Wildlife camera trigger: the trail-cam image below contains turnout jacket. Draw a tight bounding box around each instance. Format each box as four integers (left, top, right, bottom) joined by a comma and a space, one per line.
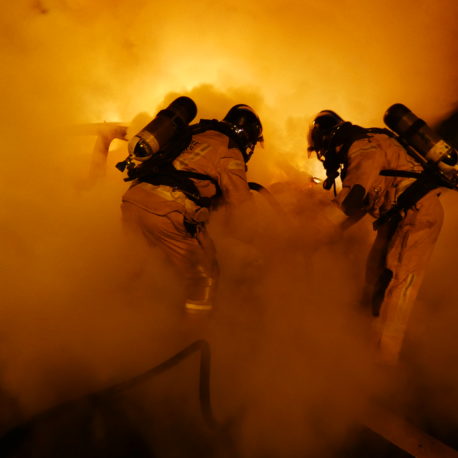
335, 133, 424, 219
122, 130, 251, 222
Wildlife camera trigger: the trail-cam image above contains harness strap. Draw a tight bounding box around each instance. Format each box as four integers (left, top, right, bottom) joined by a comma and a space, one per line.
379, 170, 423, 179
191, 119, 249, 158
373, 172, 439, 230
139, 169, 220, 208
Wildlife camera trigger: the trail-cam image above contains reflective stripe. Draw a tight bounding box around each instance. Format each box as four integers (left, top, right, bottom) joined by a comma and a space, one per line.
185, 302, 213, 312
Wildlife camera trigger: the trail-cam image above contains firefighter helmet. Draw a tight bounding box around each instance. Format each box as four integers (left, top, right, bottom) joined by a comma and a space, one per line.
308, 110, 348, 191
307, 110, 344, 161
223, 104, 263, 162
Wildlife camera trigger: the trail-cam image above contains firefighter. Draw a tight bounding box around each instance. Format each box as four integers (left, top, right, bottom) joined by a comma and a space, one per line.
120, 104, 263, 315
308, 110, 444, 363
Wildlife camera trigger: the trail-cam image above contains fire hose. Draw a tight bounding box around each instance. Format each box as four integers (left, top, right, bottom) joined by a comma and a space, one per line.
2, 334, 457, 457
0, 340, 218, 455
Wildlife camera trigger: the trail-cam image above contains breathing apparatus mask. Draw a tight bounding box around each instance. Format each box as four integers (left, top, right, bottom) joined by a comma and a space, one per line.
116, 96, 197, 174
384, 103, 458, 173
308, 110, 349, 191
222, 104, 263, 163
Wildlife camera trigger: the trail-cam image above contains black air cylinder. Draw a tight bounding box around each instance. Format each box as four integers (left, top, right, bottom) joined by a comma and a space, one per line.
384, 103, 457, 166
128, 96, 197, 161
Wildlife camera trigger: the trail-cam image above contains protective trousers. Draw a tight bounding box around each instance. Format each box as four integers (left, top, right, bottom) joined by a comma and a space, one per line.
121, 201, 219, 314
364, 191, 444, 363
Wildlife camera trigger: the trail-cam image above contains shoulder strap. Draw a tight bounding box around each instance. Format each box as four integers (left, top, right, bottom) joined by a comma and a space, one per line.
379, 170, 422, 179
190, 119, 246, 153
365, 127, 397, 137
191, 119, 231, 137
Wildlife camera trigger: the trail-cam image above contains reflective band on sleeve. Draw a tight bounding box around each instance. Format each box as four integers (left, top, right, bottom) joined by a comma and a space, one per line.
185, 302, 213, 312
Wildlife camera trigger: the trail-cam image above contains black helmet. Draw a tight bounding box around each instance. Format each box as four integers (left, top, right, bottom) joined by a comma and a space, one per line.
223, 104, 263, 162
308, 110, 348, 191
307, 110, 344, 161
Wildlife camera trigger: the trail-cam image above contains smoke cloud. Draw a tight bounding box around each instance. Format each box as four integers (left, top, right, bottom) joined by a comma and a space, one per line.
0, 0, 457, 456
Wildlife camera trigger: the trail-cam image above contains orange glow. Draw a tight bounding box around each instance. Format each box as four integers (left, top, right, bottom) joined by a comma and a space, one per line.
1, 0, 458, 456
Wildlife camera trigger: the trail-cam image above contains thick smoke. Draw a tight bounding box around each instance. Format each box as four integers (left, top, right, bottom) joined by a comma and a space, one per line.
0, 0, 457, 456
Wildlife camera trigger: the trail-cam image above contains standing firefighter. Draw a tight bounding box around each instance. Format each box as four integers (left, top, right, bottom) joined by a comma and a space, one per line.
307, 105, 456, 363
118, 97, 263, 315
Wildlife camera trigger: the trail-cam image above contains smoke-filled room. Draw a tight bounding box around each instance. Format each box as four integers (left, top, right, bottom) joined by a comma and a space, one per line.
1, 0, 458, 457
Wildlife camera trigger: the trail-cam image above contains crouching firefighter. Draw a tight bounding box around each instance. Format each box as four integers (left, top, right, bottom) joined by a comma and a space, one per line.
308, 105, 457, 363
117, 97, 263, 315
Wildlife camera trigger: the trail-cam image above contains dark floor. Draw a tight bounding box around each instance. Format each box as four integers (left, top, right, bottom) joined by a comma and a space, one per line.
2, 392, 457, 458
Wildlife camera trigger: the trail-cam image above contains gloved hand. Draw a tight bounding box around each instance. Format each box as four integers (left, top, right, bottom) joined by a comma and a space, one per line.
89, 124, 128, 181
94, 124, 128, 154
